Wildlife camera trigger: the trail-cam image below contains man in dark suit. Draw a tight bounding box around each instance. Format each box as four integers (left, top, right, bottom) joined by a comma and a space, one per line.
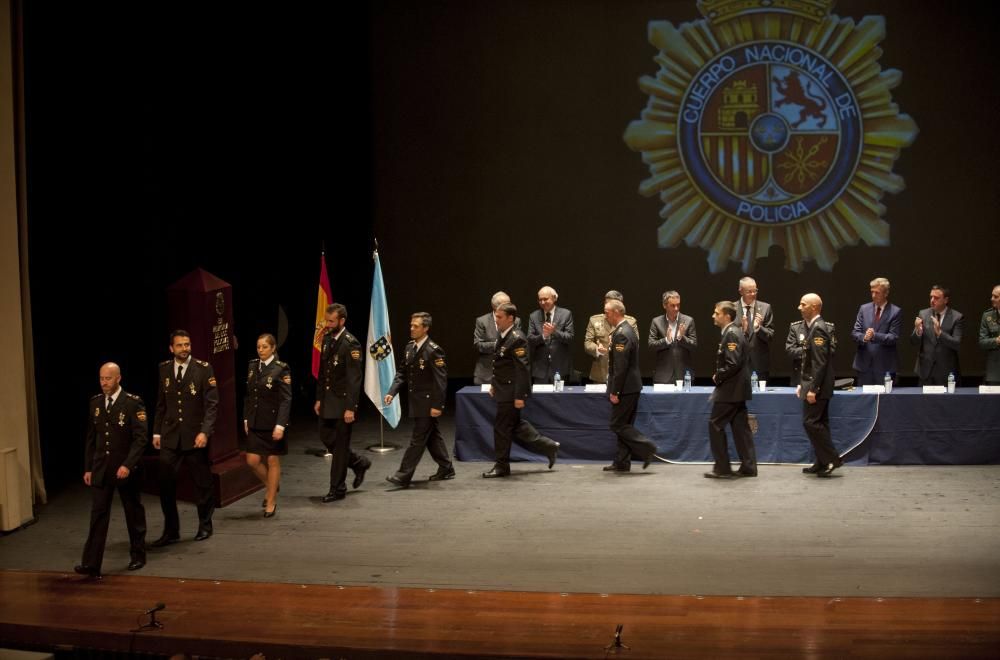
797, 294, 841, 478
735, 277, 775, 380
149, 330, 219, 546
484, 303, 559, 478
527, 285, 574, 384
385, 312, 454, 487
979, 285, 1000, 384
648, 290, 698, 384
705, 302, 756, 479
473, 291, 511, 385
603, 299, 661, 472
786, 320, 837, 387
314, 303, 372, 502
851, 277, 902, 385
76, 363, 148, 578
910, 285, 964, 385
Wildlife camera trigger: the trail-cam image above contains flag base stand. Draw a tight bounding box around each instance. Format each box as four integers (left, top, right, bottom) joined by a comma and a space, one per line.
367, 415, 399, 454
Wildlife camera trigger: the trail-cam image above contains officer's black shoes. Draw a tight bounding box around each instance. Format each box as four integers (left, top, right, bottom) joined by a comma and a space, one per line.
737, 468, 758, 478
802, 464, 822, 474
127, 559, 146, 571
603, 464, 629, 472
263, 504, 277, 518
322, 491, 345, 503
482, 466, 510, 478
816, 461, 842, 478
703, 471, 736, 479
194, 527, 213, 541
546, 442, 560, 469
427, 467, 456, 481
385, 475, 410, 488
74, 564, 101, 579
352, 460, 372, 489
147, 533, 180, 548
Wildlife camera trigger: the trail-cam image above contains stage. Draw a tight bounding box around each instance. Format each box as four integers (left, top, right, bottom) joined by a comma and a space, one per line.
1, 416, 999, 657
455, 386, 1000, 465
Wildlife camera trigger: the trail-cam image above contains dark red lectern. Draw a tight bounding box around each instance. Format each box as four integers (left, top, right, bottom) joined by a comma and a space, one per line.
143, 268, 260, 506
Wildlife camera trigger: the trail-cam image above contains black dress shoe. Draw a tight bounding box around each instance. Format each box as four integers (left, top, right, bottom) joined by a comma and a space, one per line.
802, 464, 822, 474
194, 528, 213, 541
74, 564, 101, 578
603, 464, 629, 472
352, 460, 371, 489
482, 466, 510, 478
737, 469, 758, 477
704, 471, 736, 479
427, 467, 456, 481
546, 442, 560, 469
322, 491, 345, 503
816, 462, 841, 478
127, 559, 146, 571
263, 503, 277, 518
385, 475, 410, 488
147, 533, 180, 548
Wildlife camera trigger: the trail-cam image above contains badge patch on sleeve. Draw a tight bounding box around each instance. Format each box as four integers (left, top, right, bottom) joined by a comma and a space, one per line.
136, 411, 147, 422
350, 349, 361, 360
282, 375, 292, 384
514, 347, 526, 357
208, 377, 217, 387
727, 342, 737, 351
813, 337, 826, 346
434, 358, 445, 367
615, 344, 625, 352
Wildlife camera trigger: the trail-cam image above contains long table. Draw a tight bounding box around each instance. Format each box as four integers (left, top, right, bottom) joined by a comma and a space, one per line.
454, 386, 1000, 466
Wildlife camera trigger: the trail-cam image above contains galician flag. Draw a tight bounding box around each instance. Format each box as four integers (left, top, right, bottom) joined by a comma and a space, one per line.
311, 251, 333, 379
364, 250, 401, 428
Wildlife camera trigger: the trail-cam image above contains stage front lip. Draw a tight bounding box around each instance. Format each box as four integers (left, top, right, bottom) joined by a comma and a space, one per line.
454, 386, 1000, 466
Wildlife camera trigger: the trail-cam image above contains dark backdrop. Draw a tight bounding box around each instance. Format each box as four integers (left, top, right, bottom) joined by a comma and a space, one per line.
22, 1, 1000, 489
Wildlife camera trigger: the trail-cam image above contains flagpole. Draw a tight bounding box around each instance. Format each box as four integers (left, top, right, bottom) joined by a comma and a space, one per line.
366, 239, 399, 454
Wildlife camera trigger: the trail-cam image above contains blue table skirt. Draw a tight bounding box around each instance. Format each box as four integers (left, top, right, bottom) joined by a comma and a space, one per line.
454, 386, 1000, 466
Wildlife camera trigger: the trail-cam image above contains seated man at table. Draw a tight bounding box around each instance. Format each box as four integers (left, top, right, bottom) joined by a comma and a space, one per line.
484, 303, 560, 478
705, 301, 756, 479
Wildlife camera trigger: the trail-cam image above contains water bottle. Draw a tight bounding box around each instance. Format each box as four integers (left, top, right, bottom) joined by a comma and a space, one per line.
883, 372, 892, 394
554, 371, 563, 392
750, 371, 758, 392
947, 372, 955, 393
683, 370, 692, 392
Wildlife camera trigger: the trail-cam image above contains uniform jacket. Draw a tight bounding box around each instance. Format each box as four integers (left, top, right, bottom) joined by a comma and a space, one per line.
154, 359, 219, 451
910, 307, 963, 382
800, 317, 835, 399
851, 302, 901, 375
711, 323, 751, 403
584, 313, 637, 383
492, 328, 530, 403
316, 329, 364, 419
608, 320, 643, 397
388, 338, 447, 417
787, 320, 837, 386
648, 313, 698, 383
978, 307, 1000, 383
86, 390, 148, 488
527, 306, 574, 381
735, 300, 775, 375
244, 358, 292, 430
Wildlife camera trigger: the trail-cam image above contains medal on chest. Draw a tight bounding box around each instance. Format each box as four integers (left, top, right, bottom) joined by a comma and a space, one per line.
189, 382, 198, 396
419, 358, 425, 370
266, 376, 273, 389
118, 412, 126, 427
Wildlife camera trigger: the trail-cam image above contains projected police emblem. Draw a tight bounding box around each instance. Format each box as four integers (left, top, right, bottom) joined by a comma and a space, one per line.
624, 0, 917, 272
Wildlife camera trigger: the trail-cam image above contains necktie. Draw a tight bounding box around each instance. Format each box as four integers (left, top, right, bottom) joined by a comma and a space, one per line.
106, 396, 112, 413
545, 311, 552, 324
874, 306, 882, 325
667, 320, 674, 342
745, 306, 752, 335
176, 365, 184, 382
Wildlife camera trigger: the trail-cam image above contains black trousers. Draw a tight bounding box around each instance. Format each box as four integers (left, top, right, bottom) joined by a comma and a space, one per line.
802, 397, 839, 466
319, 418, 369, 495
493, 401, 557, 469
393, 416, 452, 483
158, 445, 214, 535
707, 401, 756, 474
81, 472, 146, 571
610, 393, 657, 467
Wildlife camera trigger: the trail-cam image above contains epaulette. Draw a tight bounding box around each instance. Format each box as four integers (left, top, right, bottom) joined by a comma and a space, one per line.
275, 360, 287, 368
90, 393, 104, 401
126, 392, 141, 400
195, 359, 210, 367
429, 341, 440, 350
160, 360, 172, 367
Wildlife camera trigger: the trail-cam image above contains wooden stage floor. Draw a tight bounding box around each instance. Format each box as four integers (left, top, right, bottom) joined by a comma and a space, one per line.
0, 570, 997, 659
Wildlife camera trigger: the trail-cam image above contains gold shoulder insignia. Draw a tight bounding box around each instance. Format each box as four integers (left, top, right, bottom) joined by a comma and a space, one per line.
727, 342, 737, 351
813, 337, 826, 346
208, 376, 218, 387
514, 347, 527, 357
282, 374, 292, 384
136, 411, 147, 422
350, 349, 361, 360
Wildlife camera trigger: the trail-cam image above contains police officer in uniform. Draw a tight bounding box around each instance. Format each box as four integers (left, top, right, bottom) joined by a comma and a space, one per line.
786, 320, 836, 386
384, 312, 454, 487
603, 299, 661, 472
978, 285, 1000, 384
149, 330, 219, 546
244, 333, 292, 517
797, 294, 841, 477
314, 303, 371, 502
484, 302, 559, 478
705, 301, 756, 479
76, 363, 148, 578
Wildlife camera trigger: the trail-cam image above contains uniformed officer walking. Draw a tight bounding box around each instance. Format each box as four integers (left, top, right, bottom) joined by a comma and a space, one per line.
148, 330, 219, 546
76, 363, 148, 578
384, 312, 455, 487
314, 303, 371, 502
705, 301, 756, 479
244, 333, 292, 517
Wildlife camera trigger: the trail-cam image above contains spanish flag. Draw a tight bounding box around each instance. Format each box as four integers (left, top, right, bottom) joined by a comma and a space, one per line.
311, 251, 333, 379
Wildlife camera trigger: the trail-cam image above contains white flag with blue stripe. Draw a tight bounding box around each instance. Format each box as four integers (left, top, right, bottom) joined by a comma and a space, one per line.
364, 250, 401, 428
